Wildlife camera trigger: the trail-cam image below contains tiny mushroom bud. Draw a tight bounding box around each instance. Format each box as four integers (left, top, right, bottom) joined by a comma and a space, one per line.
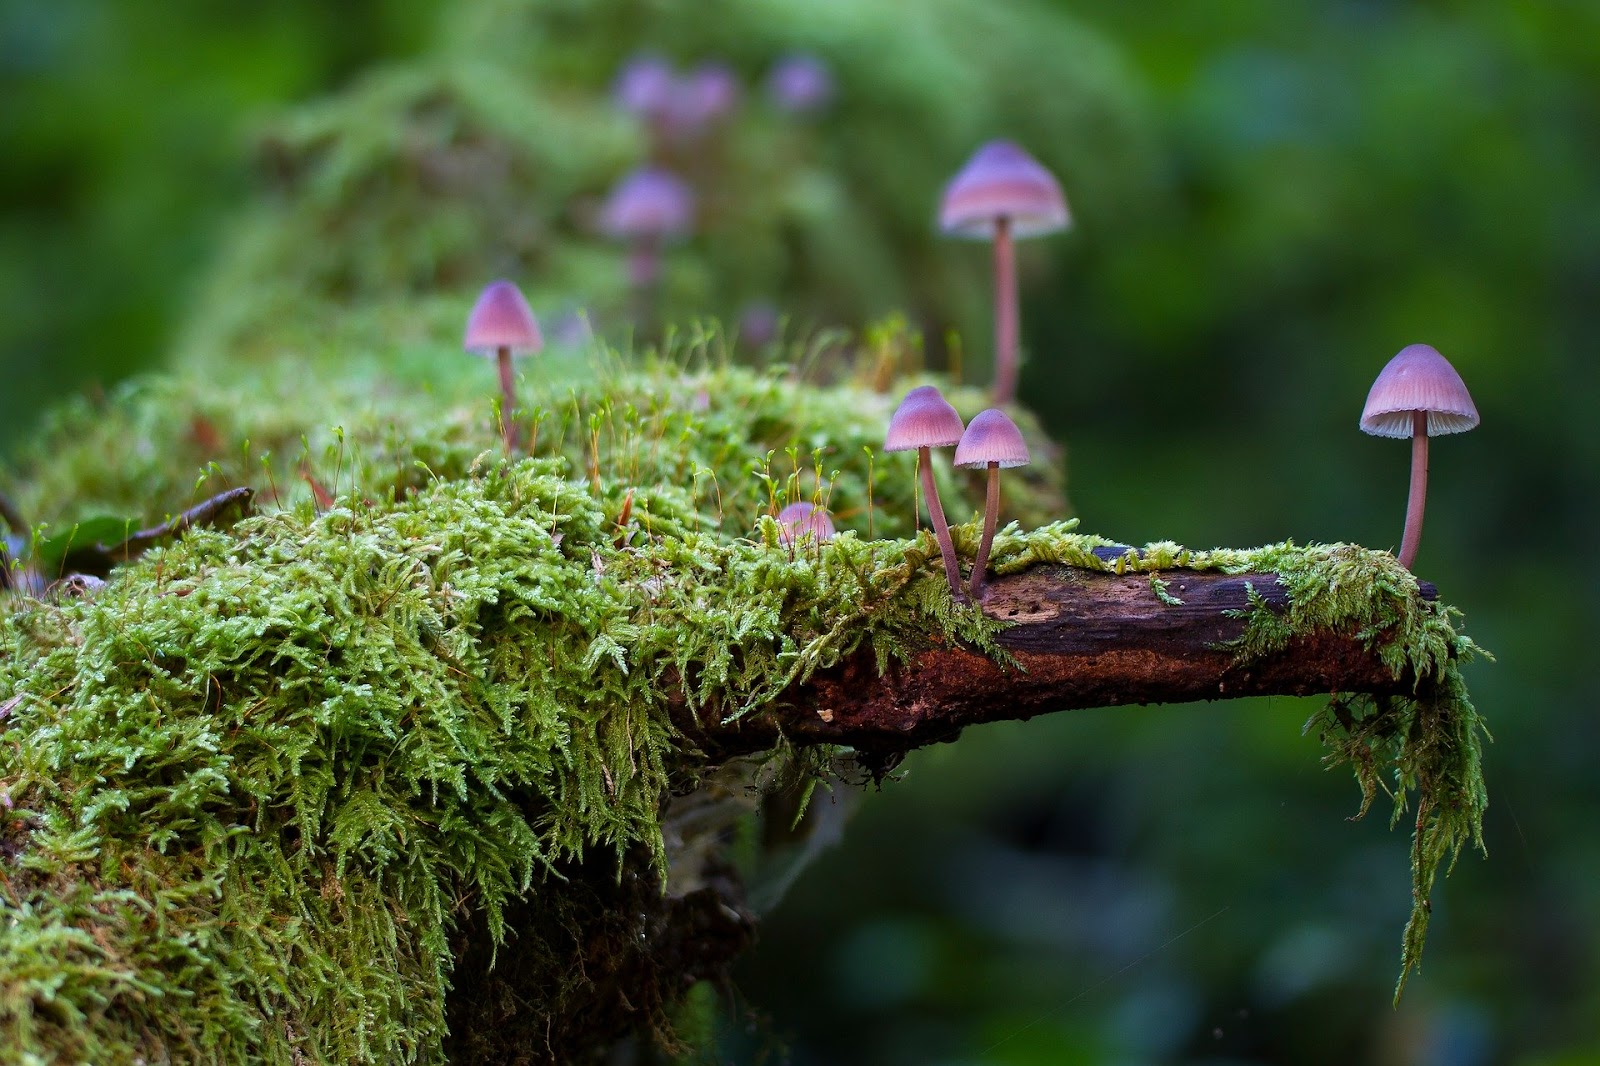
776, 502, 835, 548
884, 385, 967, 598
1360, 343, 1479, 571
940, 140, 1069, 406
464, 280, 543, 452
953, 408, 1030, 601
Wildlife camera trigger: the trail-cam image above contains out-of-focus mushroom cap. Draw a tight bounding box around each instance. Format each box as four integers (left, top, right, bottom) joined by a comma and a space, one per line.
1360, 344, 1480, 438
767, 52, 834, 113
777, 502, 835, 545
939, 140, 1070, 239
599, 167, 695, 241
614, 54, 676, 118
884, 385, 965, 451
669, 63, 741, 131
463, 280, 543, 355
954, 408, 1031, 468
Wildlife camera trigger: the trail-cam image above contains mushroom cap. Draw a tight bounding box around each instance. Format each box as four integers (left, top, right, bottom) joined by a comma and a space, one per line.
777, 502, 835, 545
613, 53, 676, 118
1359, 343, 1480, 438
767, 52, 834, 113
463, 280, 543, 355
884, 385, 965, 451
954, 408, 1031, 468
939, 140, 1070, 240
599, 167, 694, 242
670, 63, 741, 131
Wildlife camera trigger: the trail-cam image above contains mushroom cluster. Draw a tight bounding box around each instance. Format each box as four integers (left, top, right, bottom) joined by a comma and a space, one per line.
885, 385, 1030, 600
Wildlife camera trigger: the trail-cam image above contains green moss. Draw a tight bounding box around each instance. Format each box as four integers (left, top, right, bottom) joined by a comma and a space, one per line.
1, 354, 1487, 1058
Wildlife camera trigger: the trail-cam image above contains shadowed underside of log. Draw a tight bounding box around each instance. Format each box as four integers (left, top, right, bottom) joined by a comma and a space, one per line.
697, 564, 1437, 755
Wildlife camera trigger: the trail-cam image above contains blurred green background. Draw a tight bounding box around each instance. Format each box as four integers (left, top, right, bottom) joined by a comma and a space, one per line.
3, 1, 1597, 1063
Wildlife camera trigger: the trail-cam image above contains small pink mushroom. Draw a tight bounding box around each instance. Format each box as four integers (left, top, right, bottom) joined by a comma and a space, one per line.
776, 502, 835, 548
939, 141, 1069, 406
1359, 343, 1479, 570
599, 167, 694, 326
953, 408, 1031, 601
464, 280, 543, 452
885, 385, 966, 598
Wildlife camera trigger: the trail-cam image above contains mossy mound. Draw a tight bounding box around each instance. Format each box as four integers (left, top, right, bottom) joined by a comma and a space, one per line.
2, 352, 1486, 1061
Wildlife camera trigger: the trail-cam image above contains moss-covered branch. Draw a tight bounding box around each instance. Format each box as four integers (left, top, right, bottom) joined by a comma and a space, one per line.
0, 356, 1487, 1060
701, 563, 1441, 756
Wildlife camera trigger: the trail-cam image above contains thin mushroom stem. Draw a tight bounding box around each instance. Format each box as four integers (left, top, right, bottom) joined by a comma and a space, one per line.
970, 462, 1001, 600
992, 215, 1019, 405
918, 446, 965, 599
497, 346, 518, 453
1399, 410, 1429, 570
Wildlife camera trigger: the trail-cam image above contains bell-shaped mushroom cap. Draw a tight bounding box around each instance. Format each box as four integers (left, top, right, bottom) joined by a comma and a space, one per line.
939, 140, 1070, 239
599, 167, 694, 242
777, 502, 835, 545
1360, 344, 1480, 438
463, 280, 543, 355
884, 385, 965, 452
954, 408, 1031, 468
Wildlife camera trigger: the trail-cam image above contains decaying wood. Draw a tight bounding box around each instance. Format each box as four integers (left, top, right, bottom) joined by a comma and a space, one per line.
695, 564, 1437, 757
57, 487, 256, 577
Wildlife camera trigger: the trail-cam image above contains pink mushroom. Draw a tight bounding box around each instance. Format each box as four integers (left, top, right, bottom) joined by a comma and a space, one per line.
776, 502, 835, 548
953, 409, 1031, 600
885, 385, 966, 598
1360, 343, 1480, 570
939, 141, 1069, 406
464, 280, 543, 452
599, 167, 694, 325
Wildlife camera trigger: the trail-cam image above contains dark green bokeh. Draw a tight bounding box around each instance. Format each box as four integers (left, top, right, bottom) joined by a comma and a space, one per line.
3, 1, 1596, 1062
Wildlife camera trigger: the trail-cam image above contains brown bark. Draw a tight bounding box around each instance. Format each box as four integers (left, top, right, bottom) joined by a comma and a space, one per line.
691, 564, 1436, 757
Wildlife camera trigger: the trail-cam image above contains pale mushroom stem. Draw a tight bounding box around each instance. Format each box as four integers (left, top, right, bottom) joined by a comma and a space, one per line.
970, 462, 1001, 601
1399, 409, 1429, 570
497, 346, 518, 453
918, 446, 965, 599
992, 215, 1019, 405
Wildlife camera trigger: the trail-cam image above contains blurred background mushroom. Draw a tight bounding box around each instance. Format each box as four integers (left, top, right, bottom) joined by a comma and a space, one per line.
596, 166, 694, 335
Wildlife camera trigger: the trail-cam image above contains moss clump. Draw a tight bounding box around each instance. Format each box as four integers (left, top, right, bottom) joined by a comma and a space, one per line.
1, 360, 1486, 1059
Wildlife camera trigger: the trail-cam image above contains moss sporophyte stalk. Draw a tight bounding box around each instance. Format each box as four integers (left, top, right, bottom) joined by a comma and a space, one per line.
0, 359, 1486, 1061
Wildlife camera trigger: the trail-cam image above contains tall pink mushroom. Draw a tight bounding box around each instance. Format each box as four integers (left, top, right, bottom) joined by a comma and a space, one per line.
599, 167, 694, 329
953, 408, 1031, 600
885, 386, 967, 599
1359, 343, 1479, 570
464, 280, 543, 452
939, 141, 1069, 406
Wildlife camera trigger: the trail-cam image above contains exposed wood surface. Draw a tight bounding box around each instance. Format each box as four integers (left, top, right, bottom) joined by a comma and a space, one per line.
695, 564, 1436, 756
